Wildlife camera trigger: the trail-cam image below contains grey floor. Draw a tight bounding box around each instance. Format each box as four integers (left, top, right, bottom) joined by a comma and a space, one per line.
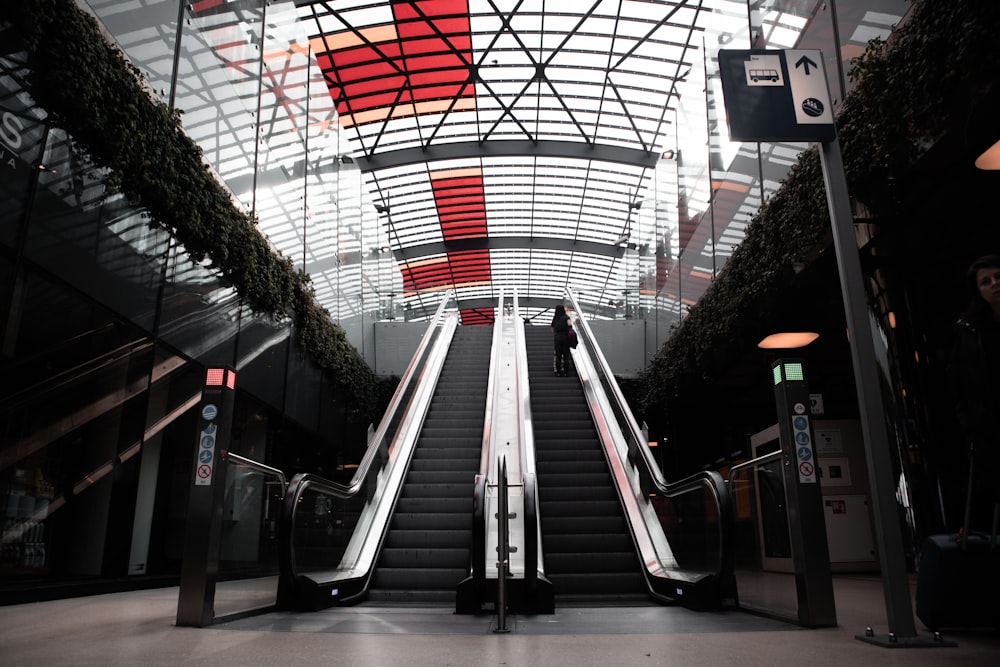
1, 574, 998, 666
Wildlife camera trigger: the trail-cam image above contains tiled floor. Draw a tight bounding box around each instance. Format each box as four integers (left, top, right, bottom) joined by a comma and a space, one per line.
1, 574, 998, 666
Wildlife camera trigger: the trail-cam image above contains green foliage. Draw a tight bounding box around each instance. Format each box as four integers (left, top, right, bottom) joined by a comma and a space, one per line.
1, 0, 382, 421
641, 0, 1000, 421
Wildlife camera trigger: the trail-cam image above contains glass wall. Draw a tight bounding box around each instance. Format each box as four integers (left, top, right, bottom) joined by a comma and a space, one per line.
639, 0, 908, 364
0, 1, 375, 593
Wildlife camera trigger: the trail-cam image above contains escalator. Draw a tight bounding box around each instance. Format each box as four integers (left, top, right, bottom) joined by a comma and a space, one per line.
524, 326, 647, 604
367, 325, 492, 604
277, 291, 732, 613
277, 301, 497, 610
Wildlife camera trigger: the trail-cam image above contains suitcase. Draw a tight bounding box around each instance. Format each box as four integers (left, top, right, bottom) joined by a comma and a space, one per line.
915, 531, 999, 630
915, 451, 1000, 630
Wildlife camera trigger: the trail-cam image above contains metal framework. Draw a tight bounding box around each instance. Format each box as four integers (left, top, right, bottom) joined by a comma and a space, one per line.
294, 0, 704, 321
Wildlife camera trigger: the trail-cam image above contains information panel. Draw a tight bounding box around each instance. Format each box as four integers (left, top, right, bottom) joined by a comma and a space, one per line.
718, 49, 836, 142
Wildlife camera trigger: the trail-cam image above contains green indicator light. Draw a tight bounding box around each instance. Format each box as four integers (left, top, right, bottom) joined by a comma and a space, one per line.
783, 362, 804, 381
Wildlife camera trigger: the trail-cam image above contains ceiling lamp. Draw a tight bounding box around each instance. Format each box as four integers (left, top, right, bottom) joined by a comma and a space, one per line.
975, 139, 1000, 169
757, 332, 820, 349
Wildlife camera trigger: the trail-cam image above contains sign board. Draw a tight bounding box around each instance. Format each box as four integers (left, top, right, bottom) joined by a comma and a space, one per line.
718, 49, 836, 142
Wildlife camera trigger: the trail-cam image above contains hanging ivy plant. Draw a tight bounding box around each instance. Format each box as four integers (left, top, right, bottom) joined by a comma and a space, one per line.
1, 0, 383, 422
641, 0, 1000, 421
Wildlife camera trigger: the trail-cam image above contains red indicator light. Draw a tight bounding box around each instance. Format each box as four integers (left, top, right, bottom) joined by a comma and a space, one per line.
226, 370, 236, 390
205, 368, 225, 386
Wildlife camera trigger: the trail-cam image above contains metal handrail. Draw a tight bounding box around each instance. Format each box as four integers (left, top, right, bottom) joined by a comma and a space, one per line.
727, 450, 782, 483
221, 450, 287, 495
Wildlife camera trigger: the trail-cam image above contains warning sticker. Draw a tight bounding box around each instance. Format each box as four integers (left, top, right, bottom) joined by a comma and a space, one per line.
195, 425, 216, 486
791, 414, 817, 484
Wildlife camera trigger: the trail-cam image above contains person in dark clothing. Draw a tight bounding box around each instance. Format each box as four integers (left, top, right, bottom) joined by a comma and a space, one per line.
946, 255, 1000, 531
550, 304, 571, 376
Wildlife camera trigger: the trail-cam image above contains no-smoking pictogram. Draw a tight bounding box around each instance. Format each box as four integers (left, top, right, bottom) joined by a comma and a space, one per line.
197, 464, 212, 479
799, 461, 814, 477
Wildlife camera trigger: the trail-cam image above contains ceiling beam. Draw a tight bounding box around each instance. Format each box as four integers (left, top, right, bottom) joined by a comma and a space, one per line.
356, 139, 661, 171
394, 235, 626, 261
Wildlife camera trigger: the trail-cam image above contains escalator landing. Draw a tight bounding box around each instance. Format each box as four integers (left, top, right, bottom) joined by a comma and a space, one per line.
217, 602, 793, 636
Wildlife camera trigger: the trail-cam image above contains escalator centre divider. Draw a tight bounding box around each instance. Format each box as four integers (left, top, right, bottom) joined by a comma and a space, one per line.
276, 293, 458, 611
456, 289, 553, 614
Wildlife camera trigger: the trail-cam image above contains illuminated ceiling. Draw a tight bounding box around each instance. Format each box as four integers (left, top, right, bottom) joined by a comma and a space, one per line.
292, 0, 712, 323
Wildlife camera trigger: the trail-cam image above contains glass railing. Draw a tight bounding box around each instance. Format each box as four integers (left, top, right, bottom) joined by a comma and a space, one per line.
277, 290, 458, 610
213, 450, 288, 620
564, 288, 735, 610
727, 450, 800, 622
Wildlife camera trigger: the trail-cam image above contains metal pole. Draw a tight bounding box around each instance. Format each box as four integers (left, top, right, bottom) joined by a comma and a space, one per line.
818, 140, 919, 642
494, 457, 510, 633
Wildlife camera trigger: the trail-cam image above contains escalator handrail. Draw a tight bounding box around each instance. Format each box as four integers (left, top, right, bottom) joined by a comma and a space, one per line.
564, 288, 734, 592
343, 290, 457, 497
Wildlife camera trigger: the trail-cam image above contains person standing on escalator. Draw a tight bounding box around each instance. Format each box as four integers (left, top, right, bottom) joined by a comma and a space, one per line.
551, 304, 571, 377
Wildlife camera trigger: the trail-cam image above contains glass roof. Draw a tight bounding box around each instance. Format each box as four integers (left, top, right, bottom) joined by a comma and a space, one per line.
294, 0, 709, 321
85, 0, 903, 328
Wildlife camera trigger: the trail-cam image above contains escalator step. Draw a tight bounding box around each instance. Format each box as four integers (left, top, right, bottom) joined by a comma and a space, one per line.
545, 572, 646, 596
534, 473, 611, 488
399, 483, 475, 498
539, 515, 626, 534
545, 551, 641, 573
390, 512, 472, 530
405, 470, 477, 485
409, 458, 479, 471
537, 485, 617, 501
394, 496, 471, 514
538, 499, 622, 517
378, 547, 470, 568
383, 529, 473, 549
370, 567, 467, 590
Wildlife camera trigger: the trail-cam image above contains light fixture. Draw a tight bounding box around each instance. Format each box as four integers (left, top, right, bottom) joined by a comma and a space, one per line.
614, 234, 630, 245
975, 139, 1000, 169
374, 203, 390, 214
662, 149, 675, 160
757, 332, 820, 349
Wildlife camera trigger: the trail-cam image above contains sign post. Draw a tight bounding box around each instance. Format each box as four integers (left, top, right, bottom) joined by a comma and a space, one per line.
771, 358, 837, 627
176, 366, 237, 627
719, 49, 941, 647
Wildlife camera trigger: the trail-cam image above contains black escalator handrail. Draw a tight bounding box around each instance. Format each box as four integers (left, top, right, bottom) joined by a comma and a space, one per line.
564, 288, 734, 595
277, 471, 351, 581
